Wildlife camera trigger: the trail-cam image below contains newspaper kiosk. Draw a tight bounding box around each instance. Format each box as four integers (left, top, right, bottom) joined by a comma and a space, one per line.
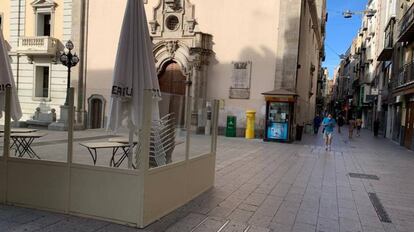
262, 89, 297, 142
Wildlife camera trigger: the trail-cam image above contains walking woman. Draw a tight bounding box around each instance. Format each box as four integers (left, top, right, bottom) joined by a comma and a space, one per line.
322, 114, 336, 151
348, 118, 356, 139
356, 118, 362, 137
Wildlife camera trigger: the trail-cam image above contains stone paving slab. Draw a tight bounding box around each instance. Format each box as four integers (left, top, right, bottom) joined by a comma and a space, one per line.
1, 128, 414, 231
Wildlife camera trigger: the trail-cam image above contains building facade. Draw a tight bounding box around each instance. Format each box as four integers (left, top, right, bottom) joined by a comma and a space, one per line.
334, 0, 414, 150
2, 0, 327, 139
84, 0, 327, 138
0, 0, 82, 123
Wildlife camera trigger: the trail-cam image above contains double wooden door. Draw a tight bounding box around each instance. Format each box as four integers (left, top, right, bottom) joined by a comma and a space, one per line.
158, 62, 186, 126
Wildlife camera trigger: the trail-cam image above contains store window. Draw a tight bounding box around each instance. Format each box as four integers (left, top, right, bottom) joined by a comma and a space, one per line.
34, 66, 50, 98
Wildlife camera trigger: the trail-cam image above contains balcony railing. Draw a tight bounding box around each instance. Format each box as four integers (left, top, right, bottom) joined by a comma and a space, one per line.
378, 19, 394, 61
391, 61, 414, 89
17, 36, 59, 56
398, 3, 414, 42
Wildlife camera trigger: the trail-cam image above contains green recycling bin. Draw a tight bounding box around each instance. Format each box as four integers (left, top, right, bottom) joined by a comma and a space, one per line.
226, 116, 237, 137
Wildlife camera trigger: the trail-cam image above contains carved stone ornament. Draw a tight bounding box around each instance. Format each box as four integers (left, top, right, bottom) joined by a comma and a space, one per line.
31, 0, 57, 11
187, 18, 196, 33
165, 40, 179, 58
149, 20, 158, 34
165, 0, 181, 11
191, 54, 203, 71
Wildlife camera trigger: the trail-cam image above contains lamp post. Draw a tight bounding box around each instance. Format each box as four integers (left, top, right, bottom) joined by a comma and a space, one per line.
60, 40, 79, 106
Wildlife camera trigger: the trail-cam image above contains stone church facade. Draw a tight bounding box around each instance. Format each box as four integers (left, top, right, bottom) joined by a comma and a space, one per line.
83, 0, 326, 135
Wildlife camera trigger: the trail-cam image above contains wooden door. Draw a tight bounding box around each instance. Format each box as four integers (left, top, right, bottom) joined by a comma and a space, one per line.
91, 99, 103, 129
158, 62, 186, 126
404, 102, 414, 149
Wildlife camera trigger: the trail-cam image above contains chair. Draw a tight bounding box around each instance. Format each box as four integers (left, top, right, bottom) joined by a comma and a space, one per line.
136, 113, 176, 167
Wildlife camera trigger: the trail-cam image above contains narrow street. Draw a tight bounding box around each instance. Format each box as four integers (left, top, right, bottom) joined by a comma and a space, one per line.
1, 128, 414, 232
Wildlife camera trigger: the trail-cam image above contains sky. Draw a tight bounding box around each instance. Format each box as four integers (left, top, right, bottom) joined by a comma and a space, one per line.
323, 0, 368, 78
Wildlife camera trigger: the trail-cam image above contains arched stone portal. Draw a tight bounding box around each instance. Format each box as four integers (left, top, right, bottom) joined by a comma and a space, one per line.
149, 0, 214, 128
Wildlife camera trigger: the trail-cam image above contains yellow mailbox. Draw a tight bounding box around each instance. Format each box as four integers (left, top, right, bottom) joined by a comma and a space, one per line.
245, 110, 256, 139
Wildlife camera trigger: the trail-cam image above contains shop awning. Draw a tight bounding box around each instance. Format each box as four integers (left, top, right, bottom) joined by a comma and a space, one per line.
261, 89, 298, 96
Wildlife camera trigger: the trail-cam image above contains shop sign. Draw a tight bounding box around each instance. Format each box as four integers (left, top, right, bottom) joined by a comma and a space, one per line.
265, 96, 295, 102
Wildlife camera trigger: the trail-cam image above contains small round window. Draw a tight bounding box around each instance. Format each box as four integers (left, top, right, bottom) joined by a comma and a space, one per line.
166, 15, 179, 31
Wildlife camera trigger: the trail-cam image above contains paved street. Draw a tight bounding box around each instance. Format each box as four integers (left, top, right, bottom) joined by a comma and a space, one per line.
1, 128, 414, 232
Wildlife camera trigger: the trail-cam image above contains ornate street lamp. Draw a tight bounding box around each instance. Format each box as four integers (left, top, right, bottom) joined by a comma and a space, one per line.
60, 40, 80, 106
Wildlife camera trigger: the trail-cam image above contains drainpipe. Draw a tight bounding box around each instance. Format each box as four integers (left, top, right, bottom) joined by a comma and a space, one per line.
16, 0, 22, 92
293, 0, 305, 134
294, 0, 305, 92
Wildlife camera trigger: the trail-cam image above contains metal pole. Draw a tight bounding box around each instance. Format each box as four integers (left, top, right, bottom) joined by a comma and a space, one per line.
66, 87, 74, 213
65, 65, 71, 106
3, 87, 11, 203
128, 119, 133, 169
211, 100, 219, 154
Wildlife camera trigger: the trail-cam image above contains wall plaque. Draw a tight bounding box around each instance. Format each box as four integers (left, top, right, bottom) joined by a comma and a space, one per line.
229, 61, 252, 99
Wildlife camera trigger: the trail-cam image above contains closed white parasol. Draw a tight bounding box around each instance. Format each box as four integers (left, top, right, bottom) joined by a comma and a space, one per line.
107, 0, 161, 168
0, 29, 22, 121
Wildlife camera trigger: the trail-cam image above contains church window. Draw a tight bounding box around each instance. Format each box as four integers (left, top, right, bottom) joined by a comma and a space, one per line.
166, 15, 180, 31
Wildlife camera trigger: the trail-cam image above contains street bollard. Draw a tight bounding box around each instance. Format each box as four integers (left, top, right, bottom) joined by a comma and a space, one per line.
245, 110, 256, 139
205, 102, 212, 135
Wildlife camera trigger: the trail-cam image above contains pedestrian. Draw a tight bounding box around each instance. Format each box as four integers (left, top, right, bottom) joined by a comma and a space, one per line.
373, 118, 380, 137
313, 114, 322, 135
322, 114, 336, 151
348, 118, 356, 139
356, 118, 362, 136
337, 115, 345, 133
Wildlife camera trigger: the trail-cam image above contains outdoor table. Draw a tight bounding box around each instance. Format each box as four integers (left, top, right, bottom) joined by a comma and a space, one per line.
0, 128, 38, 133
79, 142, 136, 168
10, 132, 47, 159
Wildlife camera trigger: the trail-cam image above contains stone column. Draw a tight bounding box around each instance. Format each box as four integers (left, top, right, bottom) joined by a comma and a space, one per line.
71, 0, 87, 128
189, 55, 202, 131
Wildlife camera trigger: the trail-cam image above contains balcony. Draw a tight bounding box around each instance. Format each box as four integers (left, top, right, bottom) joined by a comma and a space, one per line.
398, 3, 414, 42
391, 61, 414, 90
378, 18, 395, 61
17, 36, 59, 57
365, 48, 373, 64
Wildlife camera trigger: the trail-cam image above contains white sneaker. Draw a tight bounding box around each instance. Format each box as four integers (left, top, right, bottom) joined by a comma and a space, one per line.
328, 145, 331, 151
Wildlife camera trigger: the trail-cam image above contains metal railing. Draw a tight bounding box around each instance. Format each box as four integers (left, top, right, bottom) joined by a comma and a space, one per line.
391, 61, 414, 89
399, 3, 414, 37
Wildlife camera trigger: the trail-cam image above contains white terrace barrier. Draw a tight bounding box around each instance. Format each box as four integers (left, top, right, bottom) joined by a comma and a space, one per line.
0, 88, 219, 228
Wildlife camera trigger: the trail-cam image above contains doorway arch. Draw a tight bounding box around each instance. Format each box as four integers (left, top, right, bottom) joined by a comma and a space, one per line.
87, 94, 106, 129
